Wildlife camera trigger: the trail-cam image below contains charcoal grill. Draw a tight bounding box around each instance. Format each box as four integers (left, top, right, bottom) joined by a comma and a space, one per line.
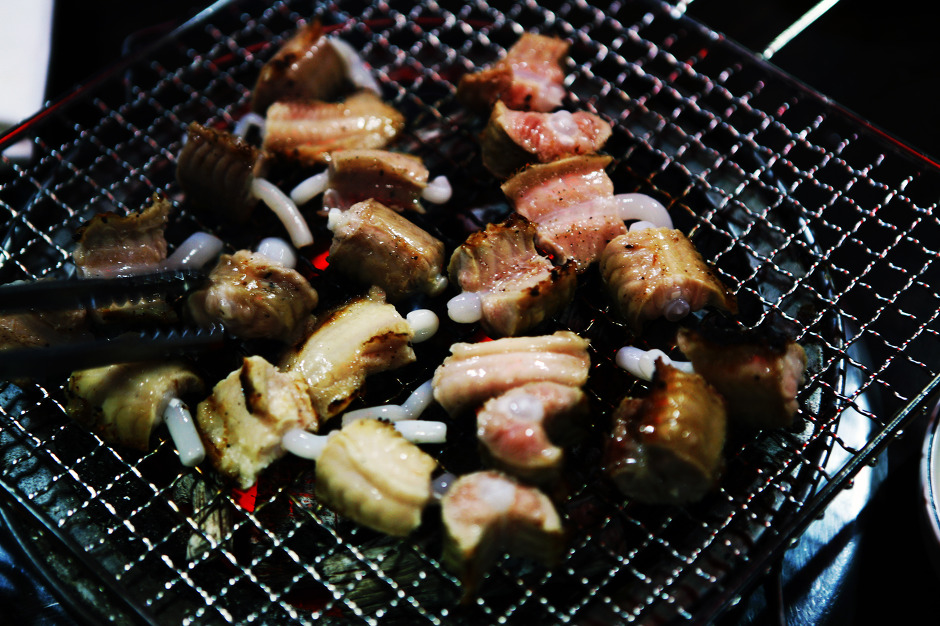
2, 0, 939, 624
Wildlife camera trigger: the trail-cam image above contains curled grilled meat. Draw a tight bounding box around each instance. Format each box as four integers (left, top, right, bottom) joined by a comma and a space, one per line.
447, 214, 576, 337
280, 288, 415, 421
441, 470, 564, 600
187, 250, 318, 342
481, 101, 612, 178
322, 149, 430, 213
327, 199, 447, 301
262, 91, 404, 167
676, 325, 807, 430
316, 418, 438, 537
66, 360, 204, 451
457, 33, 569, 113
600, 227, 737, 331
604, 361, 727, 505
196, 355, 318, 489
0, 307, 88, 353
432, 331, 590, 416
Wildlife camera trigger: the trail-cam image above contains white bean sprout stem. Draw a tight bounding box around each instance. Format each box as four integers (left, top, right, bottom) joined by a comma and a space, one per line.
162, 398, 206, 467
327, 37, 382, 94
341, 379, 435, 427
255, 237, 297, 269
613, 193, 673, 229
615, 346, 694, 381
447, 292, 482, 324
290, 171, 331, 205
421, 175, 453, 204
407, 309, 439, 343
251, 177, 314, 248
163, 232, 224, 269
234, 112, 265, 140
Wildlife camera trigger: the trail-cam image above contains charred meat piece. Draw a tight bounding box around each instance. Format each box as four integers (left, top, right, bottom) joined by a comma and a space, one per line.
1, 307, 88, 352
281, 288, 415, 421
66, 360, 204, 451
676, 326, 807, 430
448, 214, 576, 337
599, 227, 737, 331
322, 149, 429, 213
196, 355, 318, 489
457, 33, 569, 113
432, 331, 590, 416
476, 381, 588, 485
441, 470, 564, 600
187, 250, 318, 342
327, 199, 447, 301
604, 360, 727, 505
263, 91, 404, 167
501, 155, 624, 271
176, 123, 261, 223
481, 101, 612, 178
316, 418, 437, 537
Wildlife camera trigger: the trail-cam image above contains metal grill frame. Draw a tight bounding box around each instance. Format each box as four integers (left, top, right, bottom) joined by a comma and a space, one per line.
2, 0, 940, 624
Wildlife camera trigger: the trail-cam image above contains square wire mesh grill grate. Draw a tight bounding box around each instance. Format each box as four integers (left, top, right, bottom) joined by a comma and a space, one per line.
1, 0, 939, 624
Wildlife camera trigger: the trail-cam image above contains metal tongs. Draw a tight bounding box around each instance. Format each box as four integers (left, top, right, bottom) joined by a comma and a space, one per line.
0, 269, 225, 378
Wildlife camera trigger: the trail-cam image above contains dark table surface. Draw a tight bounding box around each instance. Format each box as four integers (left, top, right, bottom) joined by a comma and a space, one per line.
4, 1, 940, 623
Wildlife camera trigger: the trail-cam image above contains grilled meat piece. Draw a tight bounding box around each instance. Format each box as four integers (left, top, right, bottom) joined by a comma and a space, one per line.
0, 307, 88, 352
281, 288, 415, 421
441, 470, 564, 600
176, 123, 261, 223
322, 149, 429, 213
263, 91, 404, 167
599, 227, 737, 331
327, 199, 446, 301
481, 101, 612, 178
457, 33, 569, 113
316, 418, 437, 536
501, 155, 624, 271
604, 360, 727, 505
196, 355, 318, 489
66, 360, 204, 451
432, 331, 590, 416
476, 381, 588, 485
187, 250, 318, 342
448, 214, 577, 337
676, 326, 807, 430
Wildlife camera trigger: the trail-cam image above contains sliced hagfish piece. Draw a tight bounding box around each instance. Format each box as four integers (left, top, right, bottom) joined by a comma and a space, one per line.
163, 232, 224, 270
615, 346, 694, 381
250, 178, 314, 248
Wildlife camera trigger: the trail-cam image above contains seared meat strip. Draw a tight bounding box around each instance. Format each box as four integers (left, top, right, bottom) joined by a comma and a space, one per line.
457, 33, 569, 113
432, 331, 590, 416
281, 288, 415, 421
604, 360, 727, 505
481, 101, 612, 178
447, 214, 577, 337
476, 381, 588, 485
316, 418, 437, 537
327, 199, 447, 301
501, 155, 625, 270
599, 227, 737, 331
196, 355, 318, 489
0, 307, 88, 353
676, 325, 807, 430
441, 470, 564, 600
321, 149, 430, 213
66, 360, 204, 451
187, 249, 318, 342
262, 91, 404, 167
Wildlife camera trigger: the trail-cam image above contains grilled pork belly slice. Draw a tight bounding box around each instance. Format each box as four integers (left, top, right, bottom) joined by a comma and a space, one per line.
457, 33, 569, 113
321, 149, 429, 213
281, 288, 415, 421
441, 470, 564, 599
432, 331, 590, 416
176, 123, 262, 223
327, 199, 446, 301
447, 214, 576, 337
501, 155, 625, 271
476, 382, 588, 485
604, 360, 726, 505
196, 355, 318, 489
187, 250, 318, 342
676, 326, 807, 430
66, 360, 204, 451
315, 418, 437, 537
481, 101, 612, 178
262, 91, 404, 167
600, 227, 737, 331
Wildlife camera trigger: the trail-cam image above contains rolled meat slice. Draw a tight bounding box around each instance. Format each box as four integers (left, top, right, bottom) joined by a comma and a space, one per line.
480, 101, 612, 178
599, 227, 738, 331
447, 213, 577, 337
457, 33, 569, 113
196, 355, 319, 489
603, 360, 727, 505
315, 418, 437, 537
441, 470, 564, 600
322, 148, 430, 213
432, 331, 590, 416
